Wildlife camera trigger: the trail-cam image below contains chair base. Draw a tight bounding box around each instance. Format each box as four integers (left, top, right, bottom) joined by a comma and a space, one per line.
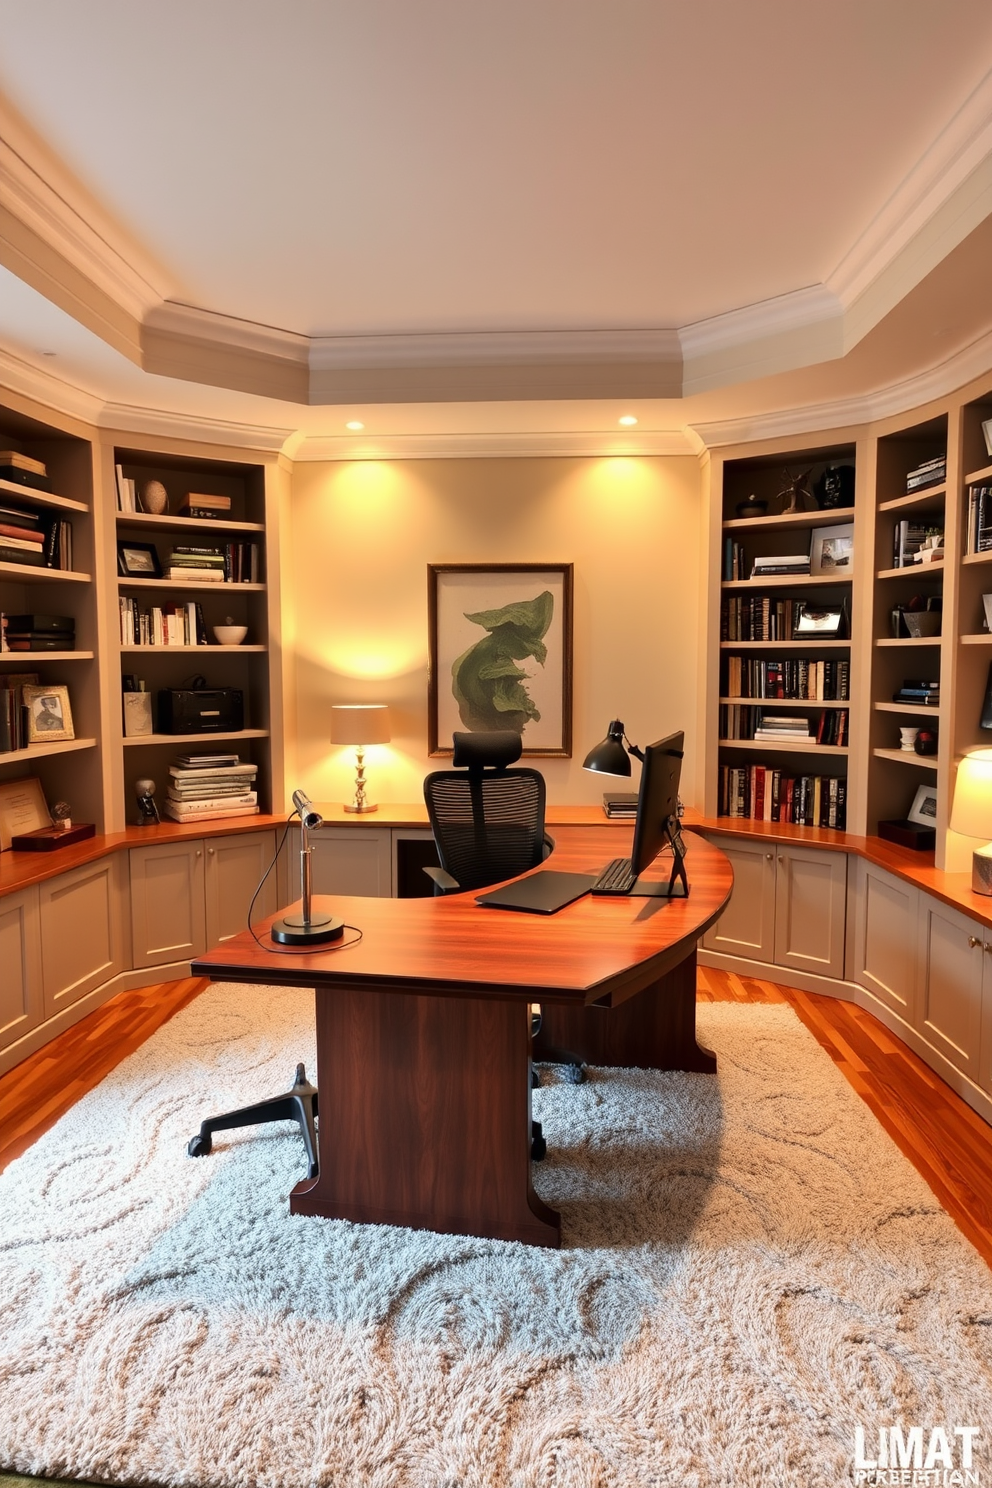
187, 1063, 319, 1180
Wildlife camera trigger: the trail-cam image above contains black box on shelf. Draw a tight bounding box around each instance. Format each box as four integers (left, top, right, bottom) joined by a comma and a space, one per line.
157, 687, 244, 734
877, 819, 936, 851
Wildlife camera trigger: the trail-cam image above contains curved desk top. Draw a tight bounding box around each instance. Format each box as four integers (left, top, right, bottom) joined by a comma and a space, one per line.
192, 825, 733, 1006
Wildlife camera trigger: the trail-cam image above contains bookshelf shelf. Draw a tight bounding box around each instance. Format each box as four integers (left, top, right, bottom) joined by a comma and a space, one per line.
0, 477, 88, 514
962, 551, 992, 567
873, 701, 941, 716
878, 486, 946, 511
119, 644, 267, 654
874, 636, 942, 647
0, 651, 93, 662
122, 728, 269, 748
872, 747, 938, 770
722, 506, 855, 532
118, 577, 265, 592
876, 564, 945, 580
719, 738, 849, 755
720, 639, 850, 651
0, 562, 91, 584
960, 634, 992, 645
965, 461, 992, 485
0, 737, 97, 766
721, 573, 850, 590
115, 511, 265, 535
718, 696, 848, 707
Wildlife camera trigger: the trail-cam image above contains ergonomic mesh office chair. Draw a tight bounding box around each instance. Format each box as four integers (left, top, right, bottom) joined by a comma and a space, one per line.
423, 730, 583, 1159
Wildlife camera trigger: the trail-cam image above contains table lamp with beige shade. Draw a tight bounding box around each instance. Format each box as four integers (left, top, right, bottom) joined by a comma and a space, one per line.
950, 748, 992, 894
330, 704, 391, 813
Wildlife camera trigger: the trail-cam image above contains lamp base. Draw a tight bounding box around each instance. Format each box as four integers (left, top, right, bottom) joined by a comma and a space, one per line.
344, 801, 378, 813
270, 911, 345, 946
972, 847, 992, 896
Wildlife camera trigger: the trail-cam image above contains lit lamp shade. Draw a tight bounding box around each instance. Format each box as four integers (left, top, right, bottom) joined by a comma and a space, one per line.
950, 748, 992, 894
329, 704, 392, 746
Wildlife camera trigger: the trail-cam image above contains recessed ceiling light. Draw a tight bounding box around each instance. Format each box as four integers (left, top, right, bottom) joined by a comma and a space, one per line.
618, 415, 638, 427
41, 350, 57, 358
346, 420, 365, 431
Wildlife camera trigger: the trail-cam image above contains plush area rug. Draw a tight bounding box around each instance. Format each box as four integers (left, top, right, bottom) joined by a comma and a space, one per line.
0, 983, 990, 1488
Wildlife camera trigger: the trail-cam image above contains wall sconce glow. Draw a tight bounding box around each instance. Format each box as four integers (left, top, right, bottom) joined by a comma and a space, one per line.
618, 415, 638, 427
346, 420, 365, 431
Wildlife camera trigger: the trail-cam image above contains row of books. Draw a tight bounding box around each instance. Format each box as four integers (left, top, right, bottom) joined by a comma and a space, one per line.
720, 706, 849, 747
723, 657, 850, 701
719, 766, 847, 829
0, 499, 73, 570
166, 543, 260, 583
722, 596, 810, 642
966, 485, 992, 555
893, 679, 940, 706
119, 597, 207, 647
905, 455, 945, 492
162, 752, 259, 824
0, 670, 61, 753
892, 519, 942, 568
722, 539, 814, 582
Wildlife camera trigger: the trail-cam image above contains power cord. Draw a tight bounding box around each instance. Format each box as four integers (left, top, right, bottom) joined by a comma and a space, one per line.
246, 810, 364, 954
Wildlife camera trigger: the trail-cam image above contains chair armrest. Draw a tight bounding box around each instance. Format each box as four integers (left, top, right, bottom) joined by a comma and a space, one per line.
541, 832, 555, 861
423, 865, 461, 895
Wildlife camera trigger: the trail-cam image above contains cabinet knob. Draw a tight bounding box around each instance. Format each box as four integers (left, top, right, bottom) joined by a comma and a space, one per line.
777, 856, 784, 864
968, 935, 981, 948
208, 847, 215, 856
765, 853, 773, 861
985, 943, 992, 955
196, 849, 202, 857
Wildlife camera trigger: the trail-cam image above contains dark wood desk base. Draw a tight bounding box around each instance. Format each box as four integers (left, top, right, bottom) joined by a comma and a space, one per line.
290, 948, 714, 1248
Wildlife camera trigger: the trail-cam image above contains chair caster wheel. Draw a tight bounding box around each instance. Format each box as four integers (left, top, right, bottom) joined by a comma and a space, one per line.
187, 1134, 211, 1158
531, 1119, 547, 1161
306, 1161, 318, 1180
563, 1063, 586, 1085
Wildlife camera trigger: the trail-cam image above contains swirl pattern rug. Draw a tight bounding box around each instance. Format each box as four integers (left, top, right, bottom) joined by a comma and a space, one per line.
1, 984, 991, 1488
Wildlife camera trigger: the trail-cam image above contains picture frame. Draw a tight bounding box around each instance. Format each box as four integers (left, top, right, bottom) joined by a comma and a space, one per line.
117, 540, 162, 579
810, 522, 854, 578
793, 605, 845, 638
428, 563, 573, 756
908, 783, 939, 826
0, 776, 50, 851
22, 683, 74, 743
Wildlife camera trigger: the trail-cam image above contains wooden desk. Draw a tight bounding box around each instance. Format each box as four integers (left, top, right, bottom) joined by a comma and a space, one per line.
191, 826, 732, 1247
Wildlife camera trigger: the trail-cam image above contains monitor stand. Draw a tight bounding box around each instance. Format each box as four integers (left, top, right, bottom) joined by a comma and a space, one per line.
630, 817, 689, 898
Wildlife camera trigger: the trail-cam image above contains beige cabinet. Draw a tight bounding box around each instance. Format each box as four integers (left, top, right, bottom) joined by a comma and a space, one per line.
39, 854, 127, 1017
773, 843, 848, 980
288, 825, 392, 900
129, 838, 206, 969
701, 836, 846, 976
700, 836, 777, 961
0, 885, 43, 1047
916, 898, 987, 1085
204, 829, 277, 946
850, 858, 919, 1022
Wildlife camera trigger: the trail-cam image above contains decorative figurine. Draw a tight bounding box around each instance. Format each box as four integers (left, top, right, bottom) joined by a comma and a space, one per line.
915, 729, 938, 757
140, 480, 169, 515
135, 777, 161, 825
777, 467, 816, 514
814, 464, 856, 510
51, 800, 73, 831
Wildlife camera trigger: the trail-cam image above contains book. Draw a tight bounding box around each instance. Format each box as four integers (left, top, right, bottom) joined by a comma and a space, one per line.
162, 803, 259, 823
0, 544, 45, 567
0, 465, 52, 492
173, 752, 241, 768
166, 567, 227, 582
0, 451, 46, 476
165, 792, 258, 812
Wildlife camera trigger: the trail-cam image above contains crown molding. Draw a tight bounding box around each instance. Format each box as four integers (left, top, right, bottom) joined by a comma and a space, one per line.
97, 401, 298, 454
0, 344, 102, 424
293, 428, 698, 462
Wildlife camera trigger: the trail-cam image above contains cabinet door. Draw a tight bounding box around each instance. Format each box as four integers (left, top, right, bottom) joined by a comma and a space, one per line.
288, 826, 392, 900
204, 829, 277, 948
129, 839, 206, 968
700, 836, 776, 962
0, 885, 43, 1051
915, 899, 985, 1081
773, 845, 847, 980
39, 854, 127, 1017
850, 859, 919, 1021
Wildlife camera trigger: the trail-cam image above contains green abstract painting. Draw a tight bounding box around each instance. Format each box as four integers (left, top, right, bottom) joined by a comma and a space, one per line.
451, 590, 553, 733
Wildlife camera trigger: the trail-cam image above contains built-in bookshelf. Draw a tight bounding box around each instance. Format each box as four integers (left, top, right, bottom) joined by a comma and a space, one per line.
714, 444, 857, 830
0, 399, 104, 828
110, 446, 278, 828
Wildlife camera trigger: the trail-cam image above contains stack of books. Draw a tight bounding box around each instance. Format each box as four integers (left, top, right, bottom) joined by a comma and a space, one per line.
1, 614, 74, 652
750, 553, 811, 579
602, 792, 638, 819
905, 455, 946, 493
180, 492, 232, 520
164, 753, 259, 823
167, 545, 227, 582
720, 705, 849, 745
893, 679, 940, 707
752, 714, 814, 743
0, 501, 45, 568
0, 450, 51, 493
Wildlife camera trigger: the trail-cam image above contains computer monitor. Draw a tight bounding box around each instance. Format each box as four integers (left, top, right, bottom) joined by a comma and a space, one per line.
631, 730, 685, 880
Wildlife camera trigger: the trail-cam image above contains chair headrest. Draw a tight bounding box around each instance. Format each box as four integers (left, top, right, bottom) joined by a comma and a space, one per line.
451, 730, 522, 771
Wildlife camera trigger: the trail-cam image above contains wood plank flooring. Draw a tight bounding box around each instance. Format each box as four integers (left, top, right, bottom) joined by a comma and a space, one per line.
1, 967, 990, 1271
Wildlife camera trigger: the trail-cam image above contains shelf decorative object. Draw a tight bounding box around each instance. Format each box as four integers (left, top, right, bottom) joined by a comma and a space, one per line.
141, 480, 168, 515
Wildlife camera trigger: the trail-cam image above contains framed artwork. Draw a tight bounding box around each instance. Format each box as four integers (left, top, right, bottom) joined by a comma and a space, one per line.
22, 684, 74, 743
908, 784, 938, 825
117, 540, 162, 579
793, 606, 844, 638
428, 563, 573, 756
810, 522, 854, 577
0, 776, 50, 851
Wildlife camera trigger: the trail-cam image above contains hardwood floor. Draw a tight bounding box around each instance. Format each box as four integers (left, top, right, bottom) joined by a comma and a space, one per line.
1, 967, 990, 1270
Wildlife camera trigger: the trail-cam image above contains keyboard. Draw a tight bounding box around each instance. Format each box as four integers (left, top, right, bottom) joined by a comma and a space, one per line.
590, 857, 638, 896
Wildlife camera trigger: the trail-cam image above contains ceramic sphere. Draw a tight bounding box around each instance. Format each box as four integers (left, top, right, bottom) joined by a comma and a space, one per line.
142, 480, 168, 515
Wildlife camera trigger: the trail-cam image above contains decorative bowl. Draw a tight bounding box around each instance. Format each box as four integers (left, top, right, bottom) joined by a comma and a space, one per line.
212, 625, 248, 646
735, 497, 768, 518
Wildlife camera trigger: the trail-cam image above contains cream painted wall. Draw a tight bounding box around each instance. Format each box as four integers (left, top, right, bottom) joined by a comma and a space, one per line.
288, 455, 703, 807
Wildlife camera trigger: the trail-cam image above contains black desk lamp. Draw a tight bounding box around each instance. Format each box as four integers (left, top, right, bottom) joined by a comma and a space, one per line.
583, 719, 644, 775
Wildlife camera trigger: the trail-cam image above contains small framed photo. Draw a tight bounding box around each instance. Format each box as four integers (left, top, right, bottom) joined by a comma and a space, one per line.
0, 776, 50, 850
117, 540, 162, 579
22, 684, 74, 743
810, 522, 854, 577
794, 606, 845, 638
908, 784, 938, 825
